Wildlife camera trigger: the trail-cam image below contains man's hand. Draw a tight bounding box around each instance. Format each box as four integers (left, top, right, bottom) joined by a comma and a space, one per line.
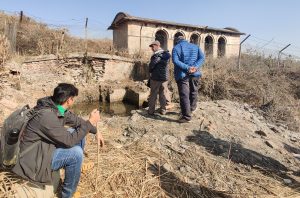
188, 67, 197, 74
89, 109, 100, 126
96, 132, 105, 148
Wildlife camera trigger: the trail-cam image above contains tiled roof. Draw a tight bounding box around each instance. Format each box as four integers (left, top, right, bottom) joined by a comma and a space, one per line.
108, 12, 245, 35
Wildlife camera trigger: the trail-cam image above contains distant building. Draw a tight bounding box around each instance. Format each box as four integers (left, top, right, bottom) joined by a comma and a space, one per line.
108, 12, 245, 58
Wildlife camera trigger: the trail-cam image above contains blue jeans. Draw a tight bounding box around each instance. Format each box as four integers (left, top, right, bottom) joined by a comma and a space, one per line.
51, 128, 85, 198
67, 128, 86, 149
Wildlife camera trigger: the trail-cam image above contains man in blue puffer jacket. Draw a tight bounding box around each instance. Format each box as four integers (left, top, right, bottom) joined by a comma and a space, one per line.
172, 36, 205, 123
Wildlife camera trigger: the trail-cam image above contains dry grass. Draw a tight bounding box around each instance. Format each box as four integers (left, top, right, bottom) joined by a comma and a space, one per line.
80, 142, 164, 198
0, 35, 10, 66
197, 56, 300, 132
2, 143, 299, 198
0, 12, 113, 58
1, 117, 300, 198
75, 123, 300, 198
75, 124, 300, 198
0, 171, 42, 197
165, 55, 300, 131
0, 11, 155, 65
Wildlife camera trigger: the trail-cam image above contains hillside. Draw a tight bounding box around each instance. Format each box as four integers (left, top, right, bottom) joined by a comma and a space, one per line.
0, 11, 300, 198
0, 11, 113, 57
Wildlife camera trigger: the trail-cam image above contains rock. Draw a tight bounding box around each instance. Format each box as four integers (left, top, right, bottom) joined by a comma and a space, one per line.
265, 141, 274, 148
245, 166, 252, 172
163, 163, 173, 172
204, 124, 215, 131
162, 135, 186, 153
283, 179, 292, 184
257, 115, 264, 120
180, 144, 189, 149
118, 136, 128, 143
179, 135, 186, 142
244, 104, 250, 111
188, 172, 197, 179
219, 108, 227, 113
163, 135, 178, 145
244, 104, 255, 113
186, 165, 192, 172
129, 132, 138, 139
130, 113, 140, 122
255, 130, 267, 137
110, 141, 123, 149
123, 131, 129, 136
286, 171, 293, 175
293, 153, 300, 159
234, 167, 241, 172
269, 127, 280, 133
166, 144, 186, 154
290, 137, 297, 142
179, 166, 187, 173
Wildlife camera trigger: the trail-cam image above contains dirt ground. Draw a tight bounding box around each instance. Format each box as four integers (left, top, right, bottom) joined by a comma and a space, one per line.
73, 100, 300, 198
0, 57, 300, 197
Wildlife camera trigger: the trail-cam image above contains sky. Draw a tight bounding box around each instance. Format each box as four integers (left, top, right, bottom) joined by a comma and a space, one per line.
1, 0, 300, 57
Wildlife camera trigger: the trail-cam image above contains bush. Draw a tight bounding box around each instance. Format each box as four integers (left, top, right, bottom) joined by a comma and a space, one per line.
199, 56, 300, 131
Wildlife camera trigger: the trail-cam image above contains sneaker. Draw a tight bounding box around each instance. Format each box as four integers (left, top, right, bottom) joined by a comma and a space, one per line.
148, 110, 155, 115
147, 112, 157, 117
178, 117, 191, 123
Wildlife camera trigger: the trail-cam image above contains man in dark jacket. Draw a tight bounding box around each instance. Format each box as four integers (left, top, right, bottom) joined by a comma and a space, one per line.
12, 83, 103, 198
148, 41, 171, 115
172, 36, 205, 123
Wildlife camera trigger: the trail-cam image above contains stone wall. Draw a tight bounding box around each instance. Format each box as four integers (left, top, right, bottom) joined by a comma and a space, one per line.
23, 53, 148, 81
0, 53, 151, 125
19, 53, 149, 103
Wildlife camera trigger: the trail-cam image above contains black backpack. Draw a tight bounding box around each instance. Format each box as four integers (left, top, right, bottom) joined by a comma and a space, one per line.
0, 105, 38, 169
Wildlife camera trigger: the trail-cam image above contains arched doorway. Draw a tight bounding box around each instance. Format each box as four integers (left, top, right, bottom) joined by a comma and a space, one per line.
190, 33, 200, 45
155, 30, 168, 50
218, 37, 226, 57
173, 32, 185, 45
205, 35, 214, 57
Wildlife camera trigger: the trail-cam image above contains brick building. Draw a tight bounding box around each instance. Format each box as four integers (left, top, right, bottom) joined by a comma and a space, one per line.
108, 12, 245, 57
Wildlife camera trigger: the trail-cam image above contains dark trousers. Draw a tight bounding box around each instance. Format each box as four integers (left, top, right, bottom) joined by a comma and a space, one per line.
177, 76, 200, 120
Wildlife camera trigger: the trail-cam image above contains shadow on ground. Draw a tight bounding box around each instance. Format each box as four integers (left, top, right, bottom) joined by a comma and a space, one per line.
186, 130, 300, 191
137, 110, 179, 123
284, 143, 300, 155
149, 164, 231, 198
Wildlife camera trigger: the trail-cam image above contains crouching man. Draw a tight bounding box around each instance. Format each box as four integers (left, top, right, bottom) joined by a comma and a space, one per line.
12, 83, 104, 198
